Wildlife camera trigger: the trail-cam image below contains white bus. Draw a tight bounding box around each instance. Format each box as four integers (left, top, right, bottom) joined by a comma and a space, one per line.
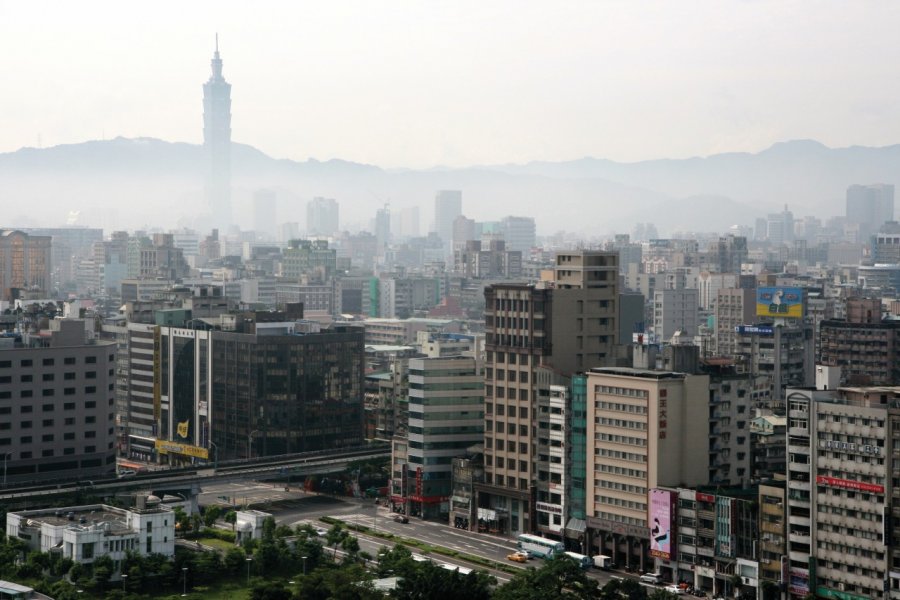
516, 533, 565, 558
562, 551, 592, 570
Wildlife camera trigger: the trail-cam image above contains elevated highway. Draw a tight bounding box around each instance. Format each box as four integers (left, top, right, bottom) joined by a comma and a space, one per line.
0, 444, 389, 506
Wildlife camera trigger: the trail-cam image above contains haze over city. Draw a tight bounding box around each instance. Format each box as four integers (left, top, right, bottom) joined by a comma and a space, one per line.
2, 1, 900, 167
6, 3, 900, 600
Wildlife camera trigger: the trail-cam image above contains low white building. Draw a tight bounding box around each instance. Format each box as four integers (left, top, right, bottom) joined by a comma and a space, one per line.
6, 497, 175, 577
235, 509, 271, 545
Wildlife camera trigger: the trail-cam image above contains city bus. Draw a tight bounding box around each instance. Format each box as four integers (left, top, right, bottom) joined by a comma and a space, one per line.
516, 533, 565, 558
562, 551, 592, 570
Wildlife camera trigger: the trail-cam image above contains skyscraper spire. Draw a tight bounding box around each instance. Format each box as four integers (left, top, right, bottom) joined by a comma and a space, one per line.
210, 34, 224, 82
203, 35, 232, 229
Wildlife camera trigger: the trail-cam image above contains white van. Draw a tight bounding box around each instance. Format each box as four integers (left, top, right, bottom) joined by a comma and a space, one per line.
639, 573, 663, 585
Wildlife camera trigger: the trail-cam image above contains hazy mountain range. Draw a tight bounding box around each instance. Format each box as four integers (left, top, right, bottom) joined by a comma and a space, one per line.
2, 137, 898, 237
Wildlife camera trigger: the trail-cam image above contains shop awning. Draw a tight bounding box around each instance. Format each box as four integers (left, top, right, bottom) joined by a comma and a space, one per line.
565, 518, 586, 534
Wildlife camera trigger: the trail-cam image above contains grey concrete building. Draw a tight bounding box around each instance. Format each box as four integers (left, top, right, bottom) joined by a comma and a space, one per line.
0, 319, 117, 483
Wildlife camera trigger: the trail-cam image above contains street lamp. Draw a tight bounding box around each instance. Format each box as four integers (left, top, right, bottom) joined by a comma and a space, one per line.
302, 555, 307, 576
121, 573, 128, 592
181, 567, 188, 597
246, 557, 253, 585
248, 430, 260, 459
3, 451, 13, 486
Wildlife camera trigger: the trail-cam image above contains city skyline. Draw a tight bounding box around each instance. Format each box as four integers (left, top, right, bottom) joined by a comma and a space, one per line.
1, 1, 900, 168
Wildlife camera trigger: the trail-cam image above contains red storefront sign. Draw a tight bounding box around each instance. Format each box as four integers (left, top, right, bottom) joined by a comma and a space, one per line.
816, 475, 884, 494
415, 467, 423, 497
696, 492, 715, 503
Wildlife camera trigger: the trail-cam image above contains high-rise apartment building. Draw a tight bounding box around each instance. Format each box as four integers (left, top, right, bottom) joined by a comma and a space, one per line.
281, 239, 337, 281
846, 183, 894, 238
397, 356, 484, 519
500, 216, 537, 254
202, 37, 232, 230
0, 229, 52, 301
477, 250, 618, 535
23, 227, 101, 290
652, 287, 699, 341
307, 197, 340, 236
375, 206, 391, 254
766, 206, 795, 245
253, 189, 277, 239
434, 190, 462, 256
819, 297, 900, 386
453, 239, 522, 279
735, 322, 815, 404
714, 287, 756, 357
784, 386, 898, 600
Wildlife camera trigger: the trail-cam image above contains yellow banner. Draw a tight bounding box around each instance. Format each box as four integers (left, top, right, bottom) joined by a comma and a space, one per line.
176, 420, 190, 438
155, 439, 209, 459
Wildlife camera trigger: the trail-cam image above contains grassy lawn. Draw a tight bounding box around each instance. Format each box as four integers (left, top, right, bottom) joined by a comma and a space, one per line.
194, 536, 237, 551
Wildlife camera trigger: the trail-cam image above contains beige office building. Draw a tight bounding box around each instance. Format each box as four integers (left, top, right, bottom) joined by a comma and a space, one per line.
585, 367, 709, 571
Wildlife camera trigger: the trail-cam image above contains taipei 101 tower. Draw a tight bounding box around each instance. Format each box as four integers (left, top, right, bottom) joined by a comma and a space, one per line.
203, 35, 232, 229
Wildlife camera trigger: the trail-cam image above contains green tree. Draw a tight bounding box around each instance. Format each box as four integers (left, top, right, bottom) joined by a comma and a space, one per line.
493, 556, 598, 600
203, 505, 222, 527
618, 578, 648, 600
376, 544, 418, 579
340, 535, 361, 563
190, 512, 203, 535
760, 580, 781, 600
194, 550, 223, 583
251, 580, 292, 600
391, 560, 494, 600
326, 523, 350, 560
224, 546, 248, 573
262, 516, 277, 541
224, 510, 238, 531
299, 563, 381, 600
91, 554, 114, 591
68, 562, 85, 585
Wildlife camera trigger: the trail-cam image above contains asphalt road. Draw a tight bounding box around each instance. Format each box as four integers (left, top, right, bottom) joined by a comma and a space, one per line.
196, 484, 648, 590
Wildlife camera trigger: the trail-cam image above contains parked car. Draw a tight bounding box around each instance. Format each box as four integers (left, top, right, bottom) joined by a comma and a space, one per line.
639, 573, 664, 585
507, 551, 529, 563
665, 585, 686, 595
393, 514, 409, 523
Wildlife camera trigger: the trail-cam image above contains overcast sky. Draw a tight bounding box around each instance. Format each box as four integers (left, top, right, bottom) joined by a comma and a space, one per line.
1, 1, 899, 168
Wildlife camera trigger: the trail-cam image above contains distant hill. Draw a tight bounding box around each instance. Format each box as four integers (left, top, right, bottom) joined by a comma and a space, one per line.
1, 137, 897, 235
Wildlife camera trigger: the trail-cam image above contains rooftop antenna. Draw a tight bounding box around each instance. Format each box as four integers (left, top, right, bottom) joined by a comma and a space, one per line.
215, 32, 219, 54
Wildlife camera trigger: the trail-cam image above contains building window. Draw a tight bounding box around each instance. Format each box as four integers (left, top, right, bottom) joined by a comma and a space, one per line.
42, 359, 54, 367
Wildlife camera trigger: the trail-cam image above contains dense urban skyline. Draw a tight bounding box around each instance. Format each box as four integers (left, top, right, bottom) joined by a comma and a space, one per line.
2, 1, 900, 168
